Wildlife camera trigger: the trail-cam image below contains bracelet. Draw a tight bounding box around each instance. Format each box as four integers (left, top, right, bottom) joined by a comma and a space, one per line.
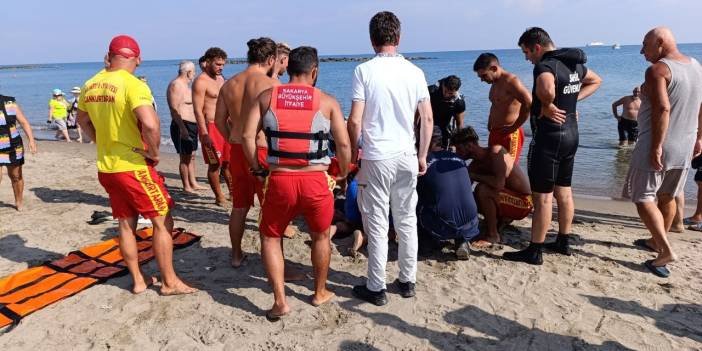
250, 167, 269, 177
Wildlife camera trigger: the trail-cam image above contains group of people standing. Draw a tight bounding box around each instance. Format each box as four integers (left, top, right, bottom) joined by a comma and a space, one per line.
2, 11, 701, 321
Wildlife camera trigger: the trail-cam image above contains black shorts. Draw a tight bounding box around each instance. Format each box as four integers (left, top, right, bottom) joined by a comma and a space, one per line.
527, 117, 579, 193
694, 155, 702, 182
618, 119, 638, 142
170, 120, 199, 155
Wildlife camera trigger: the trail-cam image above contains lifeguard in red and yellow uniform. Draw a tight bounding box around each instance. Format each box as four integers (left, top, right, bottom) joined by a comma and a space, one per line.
242, 46, 351, 321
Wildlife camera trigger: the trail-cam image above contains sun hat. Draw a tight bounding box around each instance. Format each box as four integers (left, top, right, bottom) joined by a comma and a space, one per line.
70, 86, 81, 94
52, 88, 64, 96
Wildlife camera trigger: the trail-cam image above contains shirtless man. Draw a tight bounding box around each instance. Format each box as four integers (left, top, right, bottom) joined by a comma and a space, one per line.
214, 37, 278, 267
452, 127, 532, 247
612, 86, 642, 146
271, 42, 290, 80
473, 53, 532, 164
193, 47, 231, 206
167, 60, 203, 193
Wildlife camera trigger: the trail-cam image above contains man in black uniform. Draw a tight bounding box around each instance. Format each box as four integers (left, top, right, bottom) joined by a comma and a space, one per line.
503, 27, 602, 265
428, 75, 466, 149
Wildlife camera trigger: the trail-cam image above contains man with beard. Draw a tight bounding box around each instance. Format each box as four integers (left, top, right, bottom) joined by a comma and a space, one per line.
193, 47, 231, 206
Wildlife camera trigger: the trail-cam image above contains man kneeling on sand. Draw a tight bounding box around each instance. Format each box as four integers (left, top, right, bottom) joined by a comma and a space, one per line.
417, 126, 479, 259
452, 127, 533, 248
242, 46, 351, 321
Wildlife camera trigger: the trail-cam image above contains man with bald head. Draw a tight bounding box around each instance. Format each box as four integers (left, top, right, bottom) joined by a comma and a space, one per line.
77, 35, 197, 295
626, 27, 702, 277
168, 60, 204, 193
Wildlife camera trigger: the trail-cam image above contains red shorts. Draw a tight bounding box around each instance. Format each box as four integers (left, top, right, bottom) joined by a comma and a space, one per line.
202, 121, 231, 166
327, 157, 359, 178
497, 188, 533, 220
259, 171, 335, 237
488, 127, 524, 164
229, 143, 268, 208
98, 167, 174, 219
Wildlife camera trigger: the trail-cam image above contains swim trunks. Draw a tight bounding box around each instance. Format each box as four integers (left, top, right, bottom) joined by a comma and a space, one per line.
0, 96, 25, 166
98, 166, 174, 219
327, 156, 359, 179
617, 119, 638, 142
488, 127, 524, 164
497, 188, 533, 220
259, 171, 335, 237
229, 143, 268, 208
170, 120, 199, 154
201, 121, 231, 165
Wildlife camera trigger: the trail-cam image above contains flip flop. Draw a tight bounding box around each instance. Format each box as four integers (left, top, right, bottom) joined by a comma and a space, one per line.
644, 260, 670, 278
633, 239, 656, 252
265, 309, 289, 322
683, 217, 702, 226
688, 222, 702, 232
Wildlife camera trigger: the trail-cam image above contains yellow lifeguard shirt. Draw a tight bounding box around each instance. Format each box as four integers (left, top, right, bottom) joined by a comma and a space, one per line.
78, 69, 155, 173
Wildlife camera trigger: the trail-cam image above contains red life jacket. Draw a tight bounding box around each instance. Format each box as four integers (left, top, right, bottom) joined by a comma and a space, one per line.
263, 84, 331, 167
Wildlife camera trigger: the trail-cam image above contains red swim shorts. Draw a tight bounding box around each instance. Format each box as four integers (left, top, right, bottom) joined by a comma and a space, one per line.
202, 121, 231, 166
229, 143, 268, 208
259, 171, 335, 237
497, 188, 533, 220
488, 127, 524, 164
98, 167, 174, 219
327, 156, 359, 178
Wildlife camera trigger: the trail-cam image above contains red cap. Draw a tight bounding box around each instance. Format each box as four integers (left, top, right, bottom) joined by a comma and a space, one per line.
109, 35, 141, 58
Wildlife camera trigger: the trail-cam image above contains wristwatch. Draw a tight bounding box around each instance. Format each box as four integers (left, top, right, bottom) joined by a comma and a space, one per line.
250, 167, 269, 177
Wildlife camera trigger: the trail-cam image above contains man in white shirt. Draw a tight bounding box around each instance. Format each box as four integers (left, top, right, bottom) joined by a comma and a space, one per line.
347, 11, 433, 306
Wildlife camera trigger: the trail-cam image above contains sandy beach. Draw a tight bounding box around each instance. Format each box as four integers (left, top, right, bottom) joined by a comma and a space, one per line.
1, 140, 701, 350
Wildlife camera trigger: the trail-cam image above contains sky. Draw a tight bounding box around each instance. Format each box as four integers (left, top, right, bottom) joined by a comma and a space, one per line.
1, 0, 701, 65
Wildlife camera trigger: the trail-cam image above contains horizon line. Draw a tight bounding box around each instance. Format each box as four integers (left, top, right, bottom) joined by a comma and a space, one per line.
3, 42, 700, 67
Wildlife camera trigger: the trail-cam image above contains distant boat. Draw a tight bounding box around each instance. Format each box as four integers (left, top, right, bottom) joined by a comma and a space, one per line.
587, 41, 605, 47
612, 43, 621, 49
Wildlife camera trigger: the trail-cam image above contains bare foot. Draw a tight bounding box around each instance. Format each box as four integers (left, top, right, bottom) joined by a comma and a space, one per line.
231, 253, 248, 268
182, 188, 199, 195
283, 225, 296, 239
160, 280, 199, 296
132, 276, 158, 294
670, 226, 685, 233
15, 203, 23, 211
311, 290, 336, 307
472, 234, 501, 249
214, 199, 228, 207
349, 230, 364, 256
191, 184, 206, 191
284, 267, 306, 282
266, 303, 290, 322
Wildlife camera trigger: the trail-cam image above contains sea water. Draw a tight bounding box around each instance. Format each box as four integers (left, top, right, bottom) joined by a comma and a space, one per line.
1, 44, 701, 198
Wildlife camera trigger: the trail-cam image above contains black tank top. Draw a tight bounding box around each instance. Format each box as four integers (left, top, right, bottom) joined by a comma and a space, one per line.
530, 48, 587, 120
